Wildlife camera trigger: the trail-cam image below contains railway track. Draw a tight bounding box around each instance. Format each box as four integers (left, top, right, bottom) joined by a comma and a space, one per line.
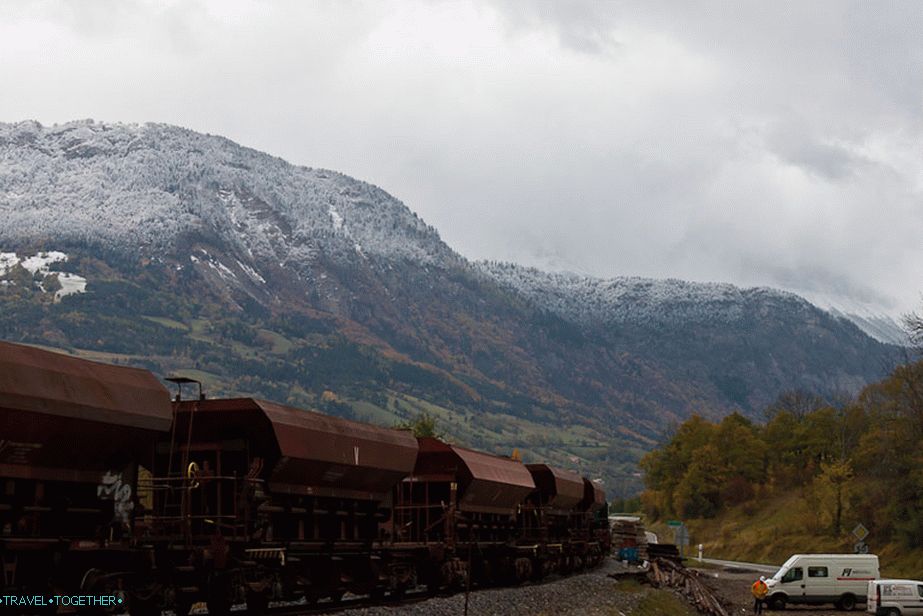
261, 560, 622, 616
191, 571, 598, 615
262, 590, 433, 615
176, 587, 460, 615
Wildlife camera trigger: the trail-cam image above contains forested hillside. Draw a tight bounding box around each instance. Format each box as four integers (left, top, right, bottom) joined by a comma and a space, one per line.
0, 120, 904, 498
640, 356, 923, 574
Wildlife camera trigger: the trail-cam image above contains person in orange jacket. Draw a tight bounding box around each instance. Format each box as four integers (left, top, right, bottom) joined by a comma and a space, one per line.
751, 576, 769, 614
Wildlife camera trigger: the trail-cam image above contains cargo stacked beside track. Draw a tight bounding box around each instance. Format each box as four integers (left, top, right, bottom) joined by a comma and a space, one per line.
0, 341, 610, 615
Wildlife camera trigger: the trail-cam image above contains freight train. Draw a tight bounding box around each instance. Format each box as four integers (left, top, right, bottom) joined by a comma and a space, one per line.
0, 341, 610, 615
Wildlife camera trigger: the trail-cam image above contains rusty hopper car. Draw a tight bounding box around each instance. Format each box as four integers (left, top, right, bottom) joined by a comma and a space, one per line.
390, 437, 536, 588
0, 341, 173, 604
147, 397, 419, 614
521, 464, 601, 575
526, 464, 585, 513
0, 340, 612, 615
580, 477, 607, 513
580, 478, 612, 556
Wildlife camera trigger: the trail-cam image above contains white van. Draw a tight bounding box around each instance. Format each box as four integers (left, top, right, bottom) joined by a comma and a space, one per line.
866, 579, 923, 615
763, 553, 879, 611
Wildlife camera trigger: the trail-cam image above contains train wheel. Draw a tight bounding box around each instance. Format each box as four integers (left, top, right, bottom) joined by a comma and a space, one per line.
173, 591, 195, 616
128, 586, 162, 616
531, 558, 546, 582
421, 561, 442, 595
477, 560, 496, 586
441, 558, 468, 590
245, 588, 270, 615
78, 570, 131, 615
206, 573, 232, 616
513, 557, 533, 584
207, 596, 231, 616
574, 555, 586, 571
587, 547, 602, 568
303, 591, 320, 606
329, 590, 346, 604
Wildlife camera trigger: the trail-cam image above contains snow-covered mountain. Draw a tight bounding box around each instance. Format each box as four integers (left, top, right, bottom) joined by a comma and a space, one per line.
0, 250, 86, 300
829, 310, 907, 346
478, 262, 817, 327
479, 262, 910, 346
791, 290, 908, 346
0, 120, 456, 271
0, 120, 905, 493
1, 119, 906, 343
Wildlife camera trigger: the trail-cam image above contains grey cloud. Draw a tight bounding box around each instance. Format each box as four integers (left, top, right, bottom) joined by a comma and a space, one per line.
741, 258, 897, 309
0, 0, 920, 315
765, 120, 867, 180
491, 0, 623, 55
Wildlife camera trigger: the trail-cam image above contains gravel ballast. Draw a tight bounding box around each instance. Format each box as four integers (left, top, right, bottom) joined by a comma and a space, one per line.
341, 560, 660, 616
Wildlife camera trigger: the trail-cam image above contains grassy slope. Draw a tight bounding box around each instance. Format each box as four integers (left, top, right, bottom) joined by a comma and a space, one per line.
611, 579, 699, 616
651, 491, 923, 578
632, 591, 700, 616
349, 392, 622, 473
0, 254, 649, 493
46, 316, 636, 483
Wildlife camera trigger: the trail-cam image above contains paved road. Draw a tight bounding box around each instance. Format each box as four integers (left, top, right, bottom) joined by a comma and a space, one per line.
696, 557, 778, 575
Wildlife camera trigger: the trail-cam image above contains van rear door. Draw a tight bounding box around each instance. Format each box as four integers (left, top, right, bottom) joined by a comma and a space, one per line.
911, 584, 923, 615
879, 582, 923, 615
866, 581, 878, 612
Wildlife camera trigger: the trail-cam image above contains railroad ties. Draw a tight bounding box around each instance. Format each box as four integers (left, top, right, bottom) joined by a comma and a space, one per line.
647, 557, 730, 616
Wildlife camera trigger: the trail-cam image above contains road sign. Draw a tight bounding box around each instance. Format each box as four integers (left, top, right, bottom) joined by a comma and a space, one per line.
852, 523, 869, 541
667, 520, 683, 527
674, 525, 690, 546
854, 541, 869, 554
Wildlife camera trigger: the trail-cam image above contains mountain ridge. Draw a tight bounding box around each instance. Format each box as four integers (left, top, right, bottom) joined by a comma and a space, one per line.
0, 119, 904, 495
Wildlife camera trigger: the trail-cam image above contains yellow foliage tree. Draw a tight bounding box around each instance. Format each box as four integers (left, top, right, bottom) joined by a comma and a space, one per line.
815, 458, 853, 536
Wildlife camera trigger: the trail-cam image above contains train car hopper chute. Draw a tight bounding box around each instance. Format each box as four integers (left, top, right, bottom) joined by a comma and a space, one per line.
414, 437, 536, 515
526, 463, 585, 511
0, 341, 172, 480
170, 398, 419, 501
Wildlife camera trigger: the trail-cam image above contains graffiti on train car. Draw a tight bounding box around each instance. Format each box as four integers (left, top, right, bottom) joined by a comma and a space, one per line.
97, 470, 134, 526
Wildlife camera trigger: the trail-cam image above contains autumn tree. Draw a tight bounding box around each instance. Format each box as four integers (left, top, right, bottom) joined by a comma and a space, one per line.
714, 412, 765, 482
639, 358, 923, 552
903, 309, 923, 351
640, 414, 716, 517
396, 411, 443, 438
765, 389, 827, 420
674, 443, 725, 518
816, 459, 853, 535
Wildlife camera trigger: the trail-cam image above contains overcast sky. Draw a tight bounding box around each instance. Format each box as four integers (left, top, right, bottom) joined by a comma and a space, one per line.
1, 0, 921, 314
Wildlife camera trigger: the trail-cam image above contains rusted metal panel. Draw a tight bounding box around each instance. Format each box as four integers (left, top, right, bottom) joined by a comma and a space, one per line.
172, 398, 419, 501
0, 341, 172, 431
0, 462, 102, 484
0, 409, 158, 476
526, 464, 584, 510
580, 477, 607, 512
414, 438, 535, 515
0, 341, 171, 478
